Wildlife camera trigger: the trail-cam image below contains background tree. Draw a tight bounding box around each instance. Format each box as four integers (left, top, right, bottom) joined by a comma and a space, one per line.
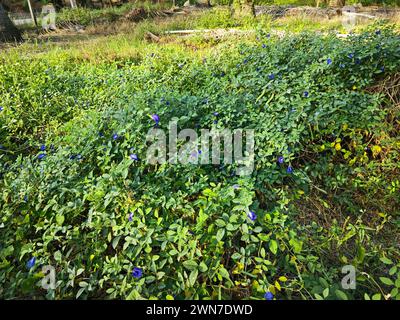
0, 2, 22, 42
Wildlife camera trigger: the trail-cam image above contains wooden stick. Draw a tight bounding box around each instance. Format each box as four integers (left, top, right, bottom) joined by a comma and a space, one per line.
26, 0, 38, 27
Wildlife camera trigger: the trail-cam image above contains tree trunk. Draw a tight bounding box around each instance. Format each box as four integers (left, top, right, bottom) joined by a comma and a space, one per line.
0, 4, 22, 42
329, 0, 346, 7
233, 0, 255, 18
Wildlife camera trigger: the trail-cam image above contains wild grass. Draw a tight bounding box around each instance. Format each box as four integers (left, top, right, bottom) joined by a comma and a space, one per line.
4, 6, 399, 65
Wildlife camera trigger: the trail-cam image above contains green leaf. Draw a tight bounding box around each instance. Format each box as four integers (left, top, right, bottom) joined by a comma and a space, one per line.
289, 238, 303, 253
182, 260, 198, 271
380, 277, 394, 286
391, 287, 399, 297
218, 267, 231, 281
226, 223, 238, 231
335, 289, 348, 300
56, 214, 65, 226
76, 268, 84, 276
356, 245, 366, 263
199, 262, 208, 272
215, 219, 226, 227
76, 287, 85, 299
314, 293, 323, 300
189, 269, 198, 287
389, 266, 397, 276
372, 293, 381, 300
216, 229, 225, 241
260, 247, 266, 258
126, 289, 140, 300
231, 253, 241, 260
54, 250, 62, 262
269, 240, 278, 255
319, 277, 329, 288
112, 236, 121, 249
253, 226, 262, 233
380, 257, 393, 265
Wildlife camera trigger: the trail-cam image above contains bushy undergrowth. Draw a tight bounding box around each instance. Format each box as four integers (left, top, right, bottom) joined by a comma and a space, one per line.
56, 2, 172, 26
0, 24, 399, 299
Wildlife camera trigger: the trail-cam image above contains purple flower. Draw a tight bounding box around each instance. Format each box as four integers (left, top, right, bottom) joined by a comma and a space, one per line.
278, 156, 284, 164
355, 58, 361, 65
151, 114, 160, 124
198, 150, 202, 155
348, 53, 354, 59
132, 267, 143, 278
112, 133, 119, 140
375, 30, 381, 35
264, 291, 274, 300
27, 257, 36, 270
0, 106, 3, 112
287, 166, 293, 174
262, 44, 267, 48
268, 73, 275, 80
303, 91, 309, 98
233, 184, 240, 189
327, 58, 332, 65
213, 112, 219, 116
130, 154, 139, 161
128, 212, 133, 222
37, 153, 46, 160
247, 211, 257, 221
40, 144, 46, 151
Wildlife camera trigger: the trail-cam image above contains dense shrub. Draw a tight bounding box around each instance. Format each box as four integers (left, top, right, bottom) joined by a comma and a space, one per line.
56, 1, 172, 26
0, 24, 399, 299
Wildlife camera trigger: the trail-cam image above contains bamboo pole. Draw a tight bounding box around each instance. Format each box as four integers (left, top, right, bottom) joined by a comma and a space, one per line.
26, 0, 38, 27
